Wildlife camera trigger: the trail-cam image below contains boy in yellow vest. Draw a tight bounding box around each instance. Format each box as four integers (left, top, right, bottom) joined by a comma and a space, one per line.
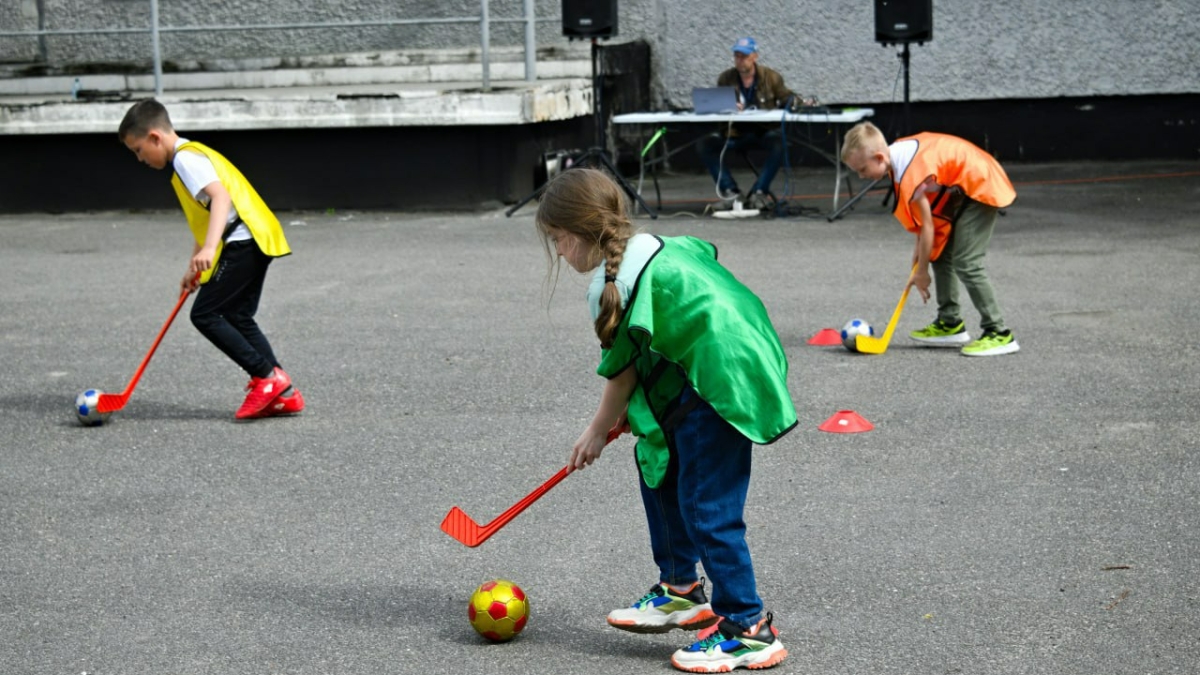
118, 99, 304, 417
842, 121, 1019, 357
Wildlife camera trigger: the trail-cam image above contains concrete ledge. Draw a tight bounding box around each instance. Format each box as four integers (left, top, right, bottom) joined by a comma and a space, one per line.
0, 78, 593, 134
0, 45, 592, 77
0, 60, 592, 97
0, 44, 596, 134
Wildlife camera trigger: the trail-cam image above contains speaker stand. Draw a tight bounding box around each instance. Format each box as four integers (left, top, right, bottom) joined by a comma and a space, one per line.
878, 41, 914, 210
505, 39, 657, 219
899, 41, 913, 136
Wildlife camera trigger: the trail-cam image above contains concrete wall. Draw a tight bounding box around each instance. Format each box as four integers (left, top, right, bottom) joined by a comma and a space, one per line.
656, 0, 1200, 107
3, 1, 1196, 104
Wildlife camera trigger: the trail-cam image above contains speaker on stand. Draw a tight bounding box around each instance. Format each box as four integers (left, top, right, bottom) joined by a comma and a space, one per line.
506, 0, 656, 218
875, 0, 932, 136
829, 0, 933, 221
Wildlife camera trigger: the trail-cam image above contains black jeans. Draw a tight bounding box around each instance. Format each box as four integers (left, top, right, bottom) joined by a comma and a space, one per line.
191, 240, 279, 379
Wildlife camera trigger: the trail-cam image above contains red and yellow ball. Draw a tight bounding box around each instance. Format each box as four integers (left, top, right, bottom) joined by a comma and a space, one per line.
468, 579, 529, 642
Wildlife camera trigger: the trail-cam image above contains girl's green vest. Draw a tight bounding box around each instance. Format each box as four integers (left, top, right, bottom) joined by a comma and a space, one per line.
596, 235, 797, 488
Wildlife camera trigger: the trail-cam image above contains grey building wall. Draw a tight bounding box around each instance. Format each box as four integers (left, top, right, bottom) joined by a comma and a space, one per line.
3, 1, 1196, 104
658, 0, 1200, 106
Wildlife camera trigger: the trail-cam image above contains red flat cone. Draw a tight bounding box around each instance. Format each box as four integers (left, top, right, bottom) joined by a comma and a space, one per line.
818, 410, 874, 433
807, 328, 843, 346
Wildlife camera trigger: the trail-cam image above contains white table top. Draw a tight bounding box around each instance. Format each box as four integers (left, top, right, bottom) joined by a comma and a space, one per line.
613, 107, 874, 125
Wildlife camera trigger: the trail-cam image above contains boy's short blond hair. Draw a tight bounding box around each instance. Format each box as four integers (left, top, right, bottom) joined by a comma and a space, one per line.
841, 121, 889, 163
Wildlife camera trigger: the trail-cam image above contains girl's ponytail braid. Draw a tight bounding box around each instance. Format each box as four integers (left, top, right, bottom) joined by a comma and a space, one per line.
594, 213, 630, 349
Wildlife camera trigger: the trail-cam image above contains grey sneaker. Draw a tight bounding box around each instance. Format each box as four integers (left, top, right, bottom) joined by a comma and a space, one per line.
710, 188, 742, 212
710, 197, 744, 213
745, 190, 772, 212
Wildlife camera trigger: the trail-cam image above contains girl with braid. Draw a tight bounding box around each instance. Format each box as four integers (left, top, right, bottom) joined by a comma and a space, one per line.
535, 168, 797, 673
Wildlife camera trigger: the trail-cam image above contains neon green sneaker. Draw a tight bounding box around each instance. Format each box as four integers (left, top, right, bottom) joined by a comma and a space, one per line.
961, 330, 1020, 357
910, 319, 971, 345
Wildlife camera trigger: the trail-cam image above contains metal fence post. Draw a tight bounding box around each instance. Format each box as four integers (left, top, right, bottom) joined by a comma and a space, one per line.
480, 0, 490, 91
150, 0, 163, 96
523, 0, 535, 82
2, 8, 543, 94
35, 0, 48, 63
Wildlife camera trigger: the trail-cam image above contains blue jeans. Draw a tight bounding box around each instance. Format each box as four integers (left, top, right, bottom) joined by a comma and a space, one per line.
698, 129, 785, 195
637, 387, 763, 628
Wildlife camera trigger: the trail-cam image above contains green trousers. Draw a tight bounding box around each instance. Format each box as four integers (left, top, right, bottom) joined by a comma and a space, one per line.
932, 200, 1008, 333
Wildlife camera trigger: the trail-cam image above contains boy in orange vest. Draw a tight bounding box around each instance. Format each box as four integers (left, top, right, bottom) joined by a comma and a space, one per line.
119, 99, 305, 416
842, 121, 1019, 356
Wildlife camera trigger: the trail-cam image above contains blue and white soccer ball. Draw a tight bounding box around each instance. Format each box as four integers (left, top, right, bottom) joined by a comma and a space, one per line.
840, 318, 875, 352
75, 389, 110, 427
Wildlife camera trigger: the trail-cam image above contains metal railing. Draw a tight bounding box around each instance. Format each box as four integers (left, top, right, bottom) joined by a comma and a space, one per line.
0, 0, 554, 95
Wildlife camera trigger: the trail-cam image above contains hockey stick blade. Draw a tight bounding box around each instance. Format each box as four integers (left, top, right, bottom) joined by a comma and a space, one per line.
440, 507, 485, 547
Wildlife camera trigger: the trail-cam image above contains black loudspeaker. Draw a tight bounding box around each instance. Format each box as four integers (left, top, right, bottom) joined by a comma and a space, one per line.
563, 0, 618, 40
875, 0, 933, 45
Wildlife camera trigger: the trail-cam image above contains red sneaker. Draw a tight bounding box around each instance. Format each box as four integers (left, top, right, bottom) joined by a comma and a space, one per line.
235, 367, 292, 419
249, 386, 305, 418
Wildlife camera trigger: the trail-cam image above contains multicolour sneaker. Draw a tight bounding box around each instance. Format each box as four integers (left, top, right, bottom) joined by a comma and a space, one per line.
244, 386, 305, 419
670, 614, 788, 673
910, 319, 971, 345
606, 580, 719, 634
961, 330, 1020, 357
235, 367, 292, 420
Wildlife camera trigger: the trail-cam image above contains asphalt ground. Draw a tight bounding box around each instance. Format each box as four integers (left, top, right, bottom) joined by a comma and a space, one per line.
2, 159, 1198, 675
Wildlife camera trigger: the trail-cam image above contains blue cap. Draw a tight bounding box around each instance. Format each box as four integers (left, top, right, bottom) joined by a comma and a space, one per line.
732, 37, 758, 55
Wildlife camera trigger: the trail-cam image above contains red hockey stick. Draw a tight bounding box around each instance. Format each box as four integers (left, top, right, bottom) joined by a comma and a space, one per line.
96, 283, 193, 414
440, 424, 627, 547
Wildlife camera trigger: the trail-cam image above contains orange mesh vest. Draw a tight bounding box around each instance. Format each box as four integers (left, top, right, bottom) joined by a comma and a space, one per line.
892, 133, 1016, 261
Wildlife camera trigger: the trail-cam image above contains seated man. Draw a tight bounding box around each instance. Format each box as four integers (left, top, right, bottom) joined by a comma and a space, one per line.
698, 36, 803, 213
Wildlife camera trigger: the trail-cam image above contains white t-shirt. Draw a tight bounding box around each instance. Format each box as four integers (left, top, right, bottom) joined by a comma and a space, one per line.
173, 138, 252, 243
888, 138, 942, 200
888, 139, 918, 184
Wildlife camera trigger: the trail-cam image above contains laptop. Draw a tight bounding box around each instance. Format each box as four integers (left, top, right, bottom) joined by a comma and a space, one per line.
691, 86, 739, 114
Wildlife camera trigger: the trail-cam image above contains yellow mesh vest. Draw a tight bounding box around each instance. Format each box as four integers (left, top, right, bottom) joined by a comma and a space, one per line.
170, 141, 290, 284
